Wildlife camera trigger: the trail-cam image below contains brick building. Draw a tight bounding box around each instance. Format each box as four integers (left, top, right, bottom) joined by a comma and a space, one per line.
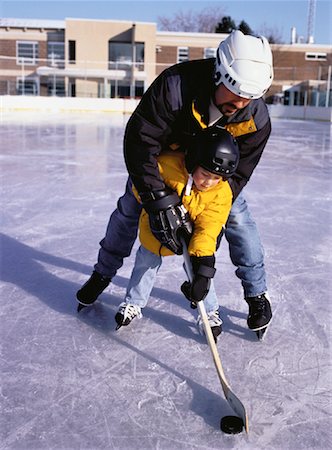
0, 17, 331, 106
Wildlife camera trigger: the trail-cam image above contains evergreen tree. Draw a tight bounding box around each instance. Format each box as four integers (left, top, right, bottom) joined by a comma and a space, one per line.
238, 20, 254, 35
215, 16, 237, 34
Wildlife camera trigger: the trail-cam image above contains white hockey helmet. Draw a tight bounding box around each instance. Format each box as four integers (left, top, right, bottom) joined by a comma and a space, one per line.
214, 30, 274, 99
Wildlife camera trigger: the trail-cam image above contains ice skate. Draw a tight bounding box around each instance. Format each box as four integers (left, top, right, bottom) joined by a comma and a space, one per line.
115, 302, 142, 329
76, 271, 111, 311
197, 309, 223, 343
245, 293, 272, 340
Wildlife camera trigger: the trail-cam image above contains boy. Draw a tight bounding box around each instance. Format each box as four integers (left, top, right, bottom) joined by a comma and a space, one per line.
115, 127, 240, 341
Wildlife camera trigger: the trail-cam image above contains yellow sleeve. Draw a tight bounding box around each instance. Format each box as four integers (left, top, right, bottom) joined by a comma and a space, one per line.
188, 182, 233, 257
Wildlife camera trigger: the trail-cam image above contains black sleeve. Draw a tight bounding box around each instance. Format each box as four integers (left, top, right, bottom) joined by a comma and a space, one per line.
124, 70, 183, 194
228, 118, 271, 200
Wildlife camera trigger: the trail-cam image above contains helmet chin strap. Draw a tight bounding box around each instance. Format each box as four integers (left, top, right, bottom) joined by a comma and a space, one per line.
209, 97, 224, 127
184, 174, 194, 196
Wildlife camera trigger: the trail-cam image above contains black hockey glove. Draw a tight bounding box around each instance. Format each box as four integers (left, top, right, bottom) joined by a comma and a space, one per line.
140, 188, 193, 255
181, 255, 216, 303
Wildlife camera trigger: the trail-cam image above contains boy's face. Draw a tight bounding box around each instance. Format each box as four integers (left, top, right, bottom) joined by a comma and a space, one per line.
192, 166, 222, 191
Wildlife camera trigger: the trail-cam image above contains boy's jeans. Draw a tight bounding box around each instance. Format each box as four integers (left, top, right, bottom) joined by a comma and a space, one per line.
95, 178, 267, 298
124, 245, 219, 313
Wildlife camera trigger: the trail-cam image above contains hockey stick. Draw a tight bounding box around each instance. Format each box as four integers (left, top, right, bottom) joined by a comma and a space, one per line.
181, 238, 249, 433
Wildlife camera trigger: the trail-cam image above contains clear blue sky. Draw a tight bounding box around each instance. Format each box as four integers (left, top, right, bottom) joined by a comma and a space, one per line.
1, 0, 331, 44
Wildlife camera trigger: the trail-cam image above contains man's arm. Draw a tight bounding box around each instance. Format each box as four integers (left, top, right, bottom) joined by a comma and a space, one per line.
124, 70, 183, 194
228, 118, 271, 199
124, 68, 194, 254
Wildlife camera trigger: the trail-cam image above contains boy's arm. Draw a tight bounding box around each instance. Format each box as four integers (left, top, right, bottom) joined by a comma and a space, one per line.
181, 254, 216, 303
188, 188, 232, 257
181, 188, 232, 303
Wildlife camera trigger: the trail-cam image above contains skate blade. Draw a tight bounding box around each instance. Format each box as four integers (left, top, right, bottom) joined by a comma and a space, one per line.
115, 312, 124, 330
77, 303, 88, 312
255, 326, 268, 341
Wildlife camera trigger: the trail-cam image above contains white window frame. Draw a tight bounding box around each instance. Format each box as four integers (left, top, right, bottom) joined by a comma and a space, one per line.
204, 47, 217, 59
177, 47, 189, 63
47, 76, 66, 96
305, 52, 327, 61
16, 41, 39, 65
16, 76, 39, 95
47, 42, 65, 68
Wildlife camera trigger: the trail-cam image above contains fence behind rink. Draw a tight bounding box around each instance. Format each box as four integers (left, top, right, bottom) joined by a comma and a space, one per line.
0, 55, 331, 108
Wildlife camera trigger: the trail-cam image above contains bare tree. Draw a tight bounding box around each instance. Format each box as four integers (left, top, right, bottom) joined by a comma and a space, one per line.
158, 6, 227, 33
257, 23, 284, 44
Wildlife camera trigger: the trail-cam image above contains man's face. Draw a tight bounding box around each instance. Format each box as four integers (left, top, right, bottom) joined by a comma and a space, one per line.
214, 84, 252, 116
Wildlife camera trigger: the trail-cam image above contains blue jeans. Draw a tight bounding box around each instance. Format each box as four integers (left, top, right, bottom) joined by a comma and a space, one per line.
224, 192, 267, 297
95, 178, 267, 298
95, 179, 141, 279
124, 245, 219, 313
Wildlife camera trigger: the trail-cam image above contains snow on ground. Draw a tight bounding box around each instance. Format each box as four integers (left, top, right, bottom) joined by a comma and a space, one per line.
0, 111, 331, 450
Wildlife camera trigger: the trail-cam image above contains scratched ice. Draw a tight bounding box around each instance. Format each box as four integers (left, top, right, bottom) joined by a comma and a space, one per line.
0, 111, 331, 450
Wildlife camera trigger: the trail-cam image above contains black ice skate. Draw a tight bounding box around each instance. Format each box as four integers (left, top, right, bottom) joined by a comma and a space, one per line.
197, 310, 223, 343
115, 302, 142, 330
76, 271, 111, 311
245, 293, 272, 340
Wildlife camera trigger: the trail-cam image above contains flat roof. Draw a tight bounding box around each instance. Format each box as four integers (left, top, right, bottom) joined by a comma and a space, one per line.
0, 18, 65, 29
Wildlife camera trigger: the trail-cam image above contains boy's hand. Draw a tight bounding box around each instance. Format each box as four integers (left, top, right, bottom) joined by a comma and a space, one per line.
140, 188, 192, 255
181, 255, 216, 303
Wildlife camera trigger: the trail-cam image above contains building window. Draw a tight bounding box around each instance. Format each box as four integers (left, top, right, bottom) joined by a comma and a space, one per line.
305, 52, 327, 61
68, 40, 76, 64
48, 42, 65, 68
110, 80, 130, 97
204, 47, 217, 59
16, 77, 39, 95
177, 47, 189, 63
135, 80, 144, 97
47, 76, 65, 96
16, 41, 39, 65
108, 42, 145, 71
69, 79, 76, 97
109, 79, 144, 98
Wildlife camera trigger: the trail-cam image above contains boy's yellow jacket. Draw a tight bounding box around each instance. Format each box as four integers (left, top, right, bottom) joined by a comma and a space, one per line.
134, 151, 233, 258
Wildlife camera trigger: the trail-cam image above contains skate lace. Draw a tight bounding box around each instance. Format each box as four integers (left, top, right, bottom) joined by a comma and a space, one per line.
197, 310, 222, 333
120, 303, 142, 321
207, 310, 222, 327
251, 297, 268, 317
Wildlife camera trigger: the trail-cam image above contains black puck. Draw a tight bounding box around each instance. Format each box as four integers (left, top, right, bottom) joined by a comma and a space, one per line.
220, 415, 244, 434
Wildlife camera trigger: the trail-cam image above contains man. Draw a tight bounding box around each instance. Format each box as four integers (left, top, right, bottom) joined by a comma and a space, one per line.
76, 30, 273, 338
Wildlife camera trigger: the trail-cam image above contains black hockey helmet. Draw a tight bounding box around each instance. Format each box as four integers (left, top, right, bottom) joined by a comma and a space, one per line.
185, 127, 240, 178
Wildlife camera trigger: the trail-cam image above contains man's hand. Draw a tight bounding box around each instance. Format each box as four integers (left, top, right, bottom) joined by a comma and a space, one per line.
181, 255, 216, 302
140, 188, 193, 255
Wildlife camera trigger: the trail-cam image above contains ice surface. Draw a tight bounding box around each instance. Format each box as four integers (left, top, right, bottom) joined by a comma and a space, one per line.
0, 111, 331, 450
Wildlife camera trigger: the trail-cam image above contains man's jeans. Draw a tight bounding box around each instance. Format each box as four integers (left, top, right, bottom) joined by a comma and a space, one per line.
95, 178, 267, 298
123, 244, 219, 313
224, 192, 267, 297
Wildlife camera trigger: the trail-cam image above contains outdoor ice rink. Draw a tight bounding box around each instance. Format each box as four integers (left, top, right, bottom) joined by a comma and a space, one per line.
1, 111, 331, 450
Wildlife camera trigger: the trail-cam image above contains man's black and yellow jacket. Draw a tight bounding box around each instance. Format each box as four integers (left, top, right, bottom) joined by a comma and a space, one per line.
124, 58, 271, 201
